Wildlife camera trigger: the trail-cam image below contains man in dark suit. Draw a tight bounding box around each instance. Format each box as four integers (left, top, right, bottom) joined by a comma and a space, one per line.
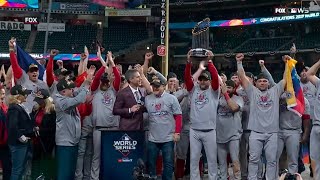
113, 68, 150, 131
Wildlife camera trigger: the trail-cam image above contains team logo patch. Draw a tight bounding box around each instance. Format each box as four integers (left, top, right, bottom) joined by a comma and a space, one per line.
151, 102, 168, 116
155, 103, 162, 111
195, 92, 209, 106
256, 93, 273, 109
102, 93, 113, 105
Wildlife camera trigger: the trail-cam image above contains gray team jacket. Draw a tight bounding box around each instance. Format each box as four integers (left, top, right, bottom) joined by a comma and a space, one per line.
54, 87, 89, 146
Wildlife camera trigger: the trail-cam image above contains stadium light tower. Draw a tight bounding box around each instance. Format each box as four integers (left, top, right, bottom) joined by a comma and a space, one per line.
43, 0, 52, 55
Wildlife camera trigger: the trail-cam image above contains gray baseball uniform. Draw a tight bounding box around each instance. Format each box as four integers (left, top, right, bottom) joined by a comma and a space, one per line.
236, 86, 251, 179
217, 95, 243, 180
75, 115, 93, 180
277, 95, 310, 174
91, 87, 119, 180
189, 84, 219, 180
245, 81, 284, 180
174, 89, 190, 160
49, 81, 58, 96
145, 92, 182, 143
54, 87, 89, 146
301, 81, 316, 119
17, 71, 49, 113
310, 78, 320, 180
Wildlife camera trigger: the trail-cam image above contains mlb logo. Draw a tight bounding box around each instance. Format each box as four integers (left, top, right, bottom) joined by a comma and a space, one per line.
122, 134, 130, 141
290, 8, 298, 13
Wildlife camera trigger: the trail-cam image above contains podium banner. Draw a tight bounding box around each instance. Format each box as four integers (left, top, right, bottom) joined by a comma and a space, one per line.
101, 130, 145, 180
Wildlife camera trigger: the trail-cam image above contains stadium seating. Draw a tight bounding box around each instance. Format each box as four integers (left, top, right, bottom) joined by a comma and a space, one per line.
236, 36, 294, 52
103, 23, 148, 52
33, 25, 97, 53
31, 23, 148, 53
0, 30, 30, 52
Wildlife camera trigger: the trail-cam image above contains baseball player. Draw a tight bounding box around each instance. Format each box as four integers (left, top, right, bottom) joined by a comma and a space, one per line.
184, 50, 220, 180
306, 59, 320, 179
8, 38, 49, 114
216, 80, 243, 179
174, 85, 190, 179
45, 49, 72, 95
145, 77, 182, 180
237, 71, 255, 179
90, 52, 121, 180
236, 53, 288, 180
277, 94, 311, 174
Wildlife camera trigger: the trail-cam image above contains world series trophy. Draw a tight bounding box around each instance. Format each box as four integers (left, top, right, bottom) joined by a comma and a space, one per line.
190, 18, 211, 58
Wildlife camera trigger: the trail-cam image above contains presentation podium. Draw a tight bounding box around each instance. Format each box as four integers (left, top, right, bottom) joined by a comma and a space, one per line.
100, 130, 145, 180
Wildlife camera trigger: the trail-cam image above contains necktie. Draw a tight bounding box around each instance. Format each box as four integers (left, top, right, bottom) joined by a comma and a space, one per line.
134, 91, 140, 103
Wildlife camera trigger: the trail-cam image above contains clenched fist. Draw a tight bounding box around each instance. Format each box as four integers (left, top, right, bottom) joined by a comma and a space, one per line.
235, 53, 244, 62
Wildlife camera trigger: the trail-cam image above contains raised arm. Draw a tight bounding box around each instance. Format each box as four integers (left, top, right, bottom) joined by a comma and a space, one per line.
136, 65, 152, 94
184, 52, 194, 92
142, 52, 154, 75
8, 38, 23, 80
236, 53, 250, 89
108, 51, 121, 91
46, 49, 59, 87
306, 59, 320, 86
5, 66, 12, 89
207, 56, 219, 91
58, 87, 89, 111
58, 74, 92, 111
78, 55, 85, 75
82, 46, 89, 72
148, 67, 167, 84
90, 66, 105, 92
281, 55, 291, 89
259, 60, 276, 87
0, 65, 5, 80
192, 61, 206, 82
220, 83, 240, 112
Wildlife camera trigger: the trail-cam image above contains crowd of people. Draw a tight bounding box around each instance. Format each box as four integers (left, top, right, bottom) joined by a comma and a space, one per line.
0, 37, 319, 180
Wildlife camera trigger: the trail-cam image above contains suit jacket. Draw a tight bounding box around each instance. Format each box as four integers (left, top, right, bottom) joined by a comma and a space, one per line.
7, 104, 35, 145
113, 86, 145, 131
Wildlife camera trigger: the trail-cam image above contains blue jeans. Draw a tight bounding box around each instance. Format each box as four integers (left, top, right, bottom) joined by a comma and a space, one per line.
9, 143, 31, 180
56, 145, 78, 180
147, 141, 174, 180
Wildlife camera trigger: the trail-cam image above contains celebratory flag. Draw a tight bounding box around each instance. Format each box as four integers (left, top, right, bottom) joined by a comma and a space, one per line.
285, 58, 305, 116
301, 143, 310, 164
16, 45, 45, 80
